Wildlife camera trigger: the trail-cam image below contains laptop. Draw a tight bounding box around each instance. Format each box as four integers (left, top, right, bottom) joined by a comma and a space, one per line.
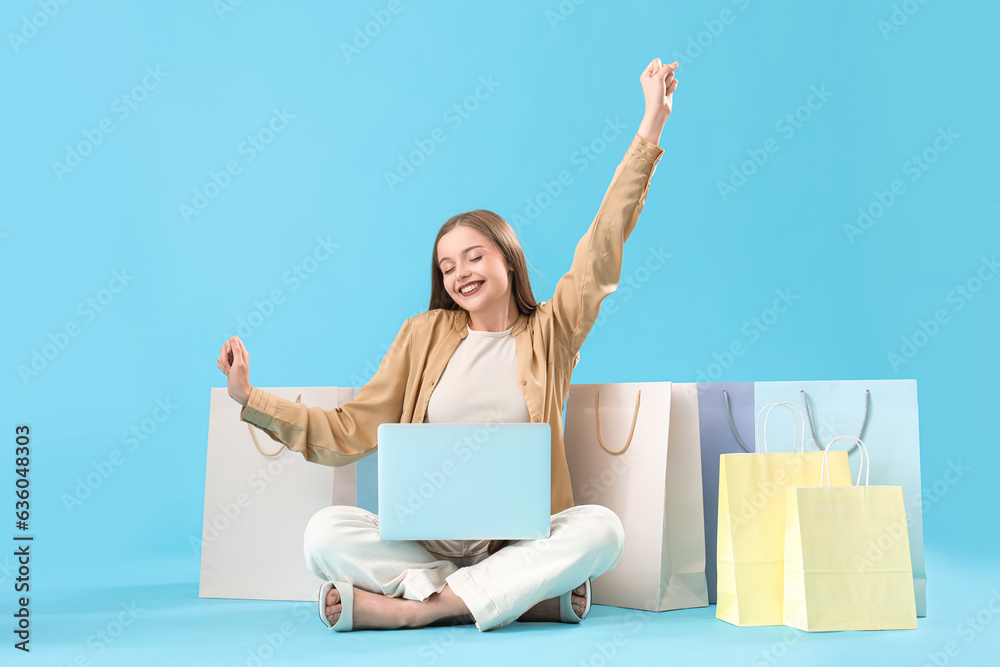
376, 422, 551, 540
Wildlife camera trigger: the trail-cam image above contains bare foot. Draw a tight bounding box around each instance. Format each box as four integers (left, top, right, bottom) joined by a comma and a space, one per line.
518, 583, 587, 622
324, 584, 473, 630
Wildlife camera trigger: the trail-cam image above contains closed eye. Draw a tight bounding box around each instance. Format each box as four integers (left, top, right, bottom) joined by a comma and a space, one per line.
442, 256, 483, 275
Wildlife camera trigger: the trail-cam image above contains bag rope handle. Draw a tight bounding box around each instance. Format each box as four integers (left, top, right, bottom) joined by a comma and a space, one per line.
722, 389, 752, 453
247, 393, 302, 457
800, 389, 870, 455
594, 390, 641, 455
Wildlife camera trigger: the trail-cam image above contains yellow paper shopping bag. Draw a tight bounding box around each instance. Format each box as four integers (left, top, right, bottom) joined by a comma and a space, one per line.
783, 436, 917, 631
716, 403, 851, 627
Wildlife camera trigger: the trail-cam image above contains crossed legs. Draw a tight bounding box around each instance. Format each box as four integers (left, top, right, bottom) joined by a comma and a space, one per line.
303, 504, 624, 631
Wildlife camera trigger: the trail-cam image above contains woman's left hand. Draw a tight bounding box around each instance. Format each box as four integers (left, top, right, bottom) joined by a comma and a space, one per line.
640, 58, 679, 120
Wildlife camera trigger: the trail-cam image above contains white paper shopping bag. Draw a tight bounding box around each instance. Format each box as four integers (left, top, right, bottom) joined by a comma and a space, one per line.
564, 381, 708, 611
198, 386, 367, 602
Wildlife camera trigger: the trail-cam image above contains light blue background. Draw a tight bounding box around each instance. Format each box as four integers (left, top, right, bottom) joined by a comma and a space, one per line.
3, 1, 998, 665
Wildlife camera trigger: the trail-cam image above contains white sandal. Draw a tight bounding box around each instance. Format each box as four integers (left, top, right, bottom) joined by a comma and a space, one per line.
558, 578, 592, 623
317, 581, 355, 631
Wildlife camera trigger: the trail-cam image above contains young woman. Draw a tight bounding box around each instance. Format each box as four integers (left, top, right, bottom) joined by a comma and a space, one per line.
216, 57, 678, 632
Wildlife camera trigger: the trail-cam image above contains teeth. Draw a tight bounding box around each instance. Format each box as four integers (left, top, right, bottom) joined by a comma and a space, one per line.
461, 281, 483, 294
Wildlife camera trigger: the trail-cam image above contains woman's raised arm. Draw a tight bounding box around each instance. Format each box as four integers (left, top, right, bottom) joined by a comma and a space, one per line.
544, 58, 677, 356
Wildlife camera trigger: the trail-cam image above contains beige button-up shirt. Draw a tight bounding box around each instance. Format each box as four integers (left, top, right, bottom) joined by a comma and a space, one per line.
239, 132, 664, 517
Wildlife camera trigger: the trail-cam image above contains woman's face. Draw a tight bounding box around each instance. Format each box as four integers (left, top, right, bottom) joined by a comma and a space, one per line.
437, 225, 512, 313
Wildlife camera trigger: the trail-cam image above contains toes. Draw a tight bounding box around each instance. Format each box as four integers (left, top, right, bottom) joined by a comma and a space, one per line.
325, 585, 343, 624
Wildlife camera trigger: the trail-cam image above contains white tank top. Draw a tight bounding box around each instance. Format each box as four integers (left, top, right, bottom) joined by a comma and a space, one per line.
424, 323, 531, 424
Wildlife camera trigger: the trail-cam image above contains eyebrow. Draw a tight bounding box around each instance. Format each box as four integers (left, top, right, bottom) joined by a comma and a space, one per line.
438, 245, 486, 265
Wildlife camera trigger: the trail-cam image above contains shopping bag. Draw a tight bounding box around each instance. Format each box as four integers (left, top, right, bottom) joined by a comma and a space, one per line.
696, 382, 755, 604
783, 436, 917, 631
564, 382, 708, 611
198, 386, 376, 602
754, 379, 926, 616
716, 402, 852, 627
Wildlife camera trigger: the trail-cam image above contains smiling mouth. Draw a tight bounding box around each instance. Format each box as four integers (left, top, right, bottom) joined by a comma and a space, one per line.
459, 281, 484, 296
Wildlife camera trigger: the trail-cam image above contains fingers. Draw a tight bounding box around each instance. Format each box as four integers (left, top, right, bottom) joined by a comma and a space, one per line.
218, 342, 229, 374
233, 336, 248, 365
659, 61, 679, 82
218, 336, 248, 374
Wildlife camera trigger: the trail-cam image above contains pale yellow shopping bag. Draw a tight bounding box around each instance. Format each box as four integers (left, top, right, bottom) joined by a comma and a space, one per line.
783, 436, 917, 631
716, 403, 851, 627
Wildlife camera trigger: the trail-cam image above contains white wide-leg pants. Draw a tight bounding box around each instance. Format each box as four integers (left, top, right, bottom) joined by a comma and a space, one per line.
302, 504, 624, 631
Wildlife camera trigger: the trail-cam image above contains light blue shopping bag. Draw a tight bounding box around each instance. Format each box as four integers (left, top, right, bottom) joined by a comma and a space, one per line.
754, 379, 926, 617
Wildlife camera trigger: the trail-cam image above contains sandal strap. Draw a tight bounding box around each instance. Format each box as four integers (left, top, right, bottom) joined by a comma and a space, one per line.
318, 581, 355, 632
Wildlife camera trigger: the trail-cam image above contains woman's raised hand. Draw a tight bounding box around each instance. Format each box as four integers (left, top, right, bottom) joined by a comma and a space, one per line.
636, 57, 679, 146
218, 335, 253, 406
640, 58, 679, 120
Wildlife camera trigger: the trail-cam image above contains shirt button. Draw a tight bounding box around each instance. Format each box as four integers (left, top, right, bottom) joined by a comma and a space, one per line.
520, 380, 527, 386
533, 416, 540, 422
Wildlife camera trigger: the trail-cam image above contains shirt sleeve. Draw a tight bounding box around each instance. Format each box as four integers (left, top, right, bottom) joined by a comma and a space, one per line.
547, 132, 665, 355
238, 317, 412, 467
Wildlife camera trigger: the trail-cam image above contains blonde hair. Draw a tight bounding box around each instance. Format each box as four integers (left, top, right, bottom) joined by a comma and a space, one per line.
428, 209, 538, 315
